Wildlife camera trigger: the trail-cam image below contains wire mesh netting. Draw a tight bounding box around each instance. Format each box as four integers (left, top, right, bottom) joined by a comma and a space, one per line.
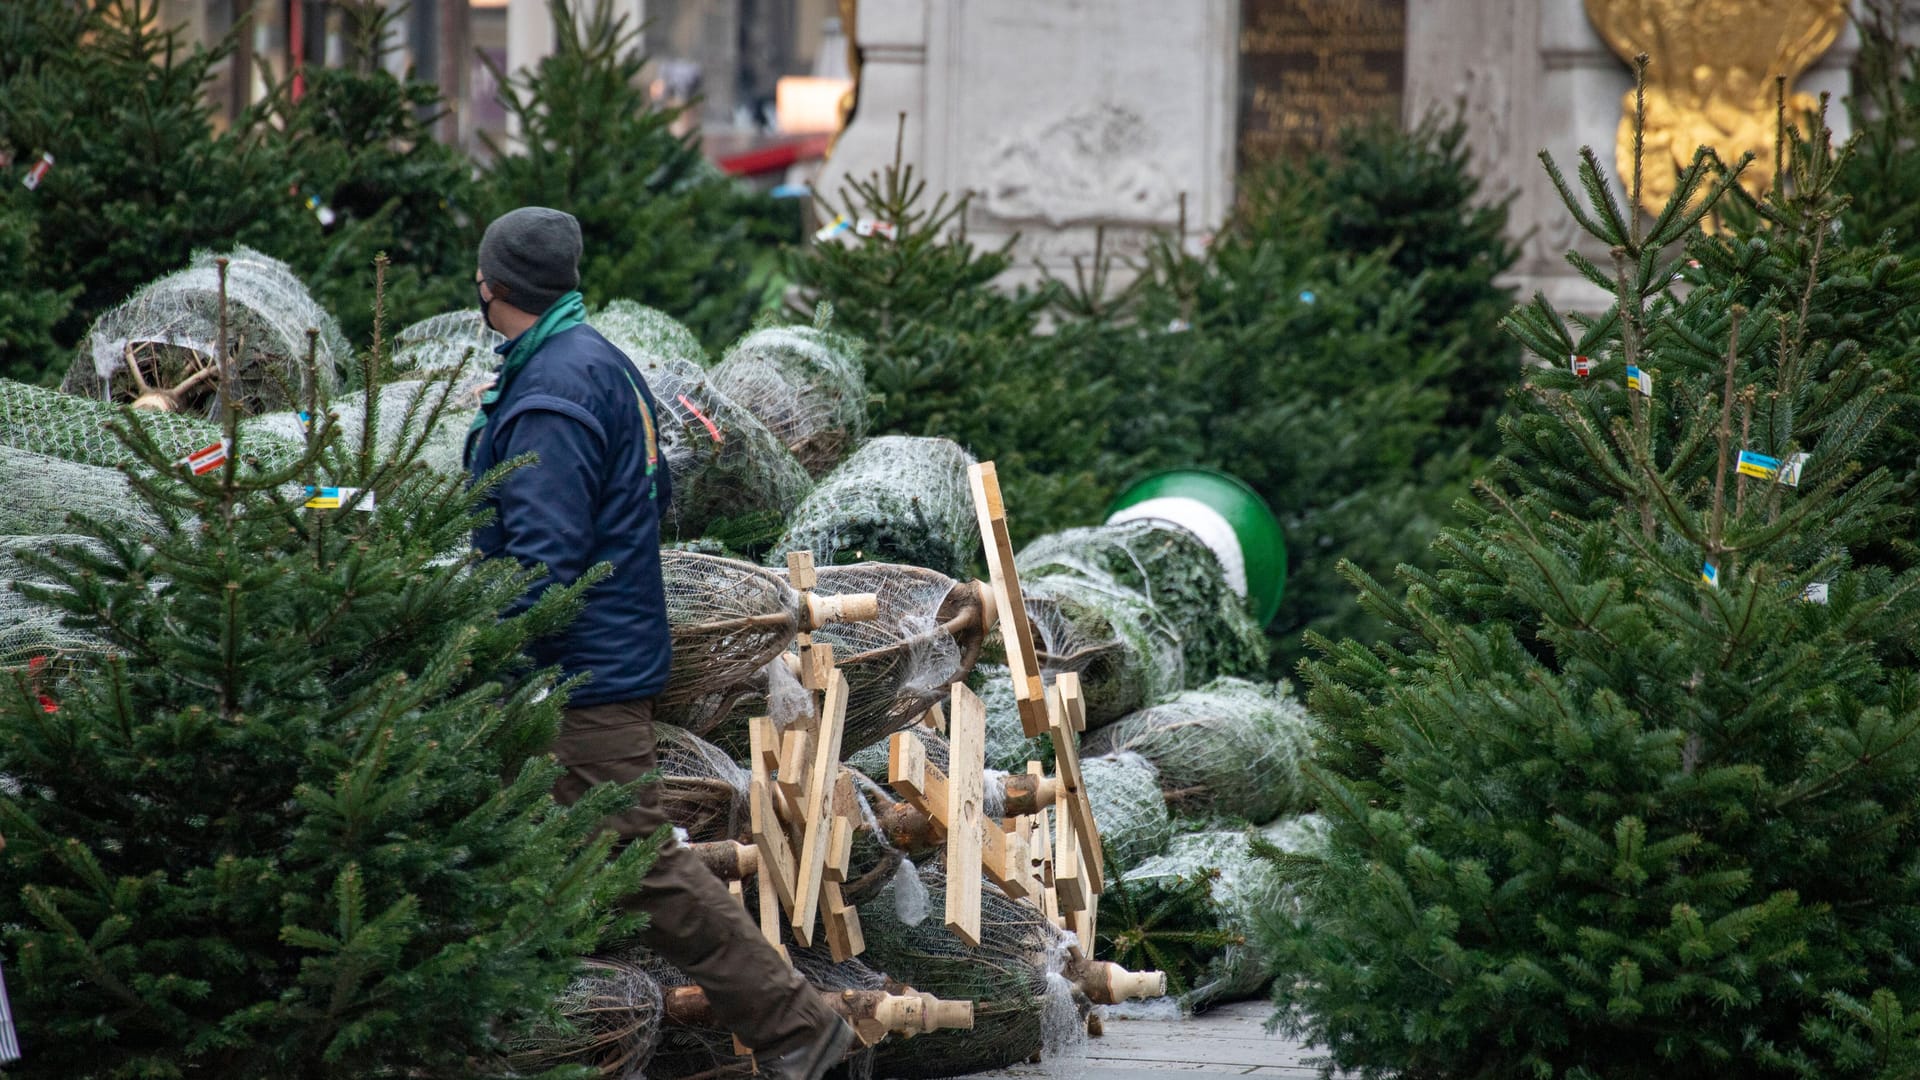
973, 664, 1053, 773
859, 860, 1065, 1078
1017, 520, 1269, 683
655, 723, 752, 846
590, 299, 710, 372
0, 446, 161, 538
1081, 751, 1173, 868
709, 325, 868, 478
708, 563, 989, 759
1023, 570, 1185, 729
773, 436, 979, 579
67, 247, 346, 418
1106, 825, 1316, 1012
613, 940, 885, 1079
658, 552, 803, 731
644, 357, 814, 544
1, 537, 109, 678
1084, 678, 1315, 824
244, 375, 485, 477
508, 953, 664, 1078
390, 310, 504, 373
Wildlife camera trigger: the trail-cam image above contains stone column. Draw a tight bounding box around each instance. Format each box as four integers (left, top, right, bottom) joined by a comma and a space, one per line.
815, 0, 1241, 290
1407, 0, 1860, 314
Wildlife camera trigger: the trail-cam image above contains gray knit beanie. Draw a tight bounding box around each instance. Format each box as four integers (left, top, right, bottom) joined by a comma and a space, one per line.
478, 206, 582, 316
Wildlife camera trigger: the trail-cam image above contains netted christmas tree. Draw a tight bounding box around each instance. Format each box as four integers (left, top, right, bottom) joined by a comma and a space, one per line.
1260, 83, 1920, 1079
0, 263, 653, 1078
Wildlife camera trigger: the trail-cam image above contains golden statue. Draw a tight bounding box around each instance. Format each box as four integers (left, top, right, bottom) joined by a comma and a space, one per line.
1584, 0, 1848, 216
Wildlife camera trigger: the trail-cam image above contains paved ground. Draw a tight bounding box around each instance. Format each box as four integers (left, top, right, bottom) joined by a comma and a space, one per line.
973, 1000, 1332, 1079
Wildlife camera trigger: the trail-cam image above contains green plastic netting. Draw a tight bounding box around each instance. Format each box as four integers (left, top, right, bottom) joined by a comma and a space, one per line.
710, 324, 868, 477
1017, 519, 1269, 682
66, 247, 346, 417
508, 954, 663, 1078
1023, 570, 1185, 728
859, 860, 1073, 1079
1084, 678, 1315, 824
1, 378, 301, 473
773, 436, 978, 579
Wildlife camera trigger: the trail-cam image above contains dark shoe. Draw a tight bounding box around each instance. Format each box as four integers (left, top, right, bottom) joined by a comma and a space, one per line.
758, 1016, 856, 1080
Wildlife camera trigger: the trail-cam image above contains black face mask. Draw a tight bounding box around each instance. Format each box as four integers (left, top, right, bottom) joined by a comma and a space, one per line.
476, 278, 494, 331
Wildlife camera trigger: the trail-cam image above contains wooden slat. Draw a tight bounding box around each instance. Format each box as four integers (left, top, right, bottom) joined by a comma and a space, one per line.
778, 729, 812, 806
1054, 779, 1088, 914
945, 683, 987, 947
1048, 684, 1103, 893
888, 731, 934, 809
1028, 761, 1059, 923
757, 870, 788, 962
823, 880, 865, 961
922, 702, 947, 733
968, 462, 1049, 737
1056, 670, 1087, 734
786, 550, 818, 590
1069, 879, 1098, 948
790, 669, 850, 946
825, 815, 855, 883
748, 717, 799, 916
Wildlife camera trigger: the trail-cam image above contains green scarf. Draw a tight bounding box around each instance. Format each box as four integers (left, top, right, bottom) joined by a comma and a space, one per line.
467, 289, 587, 443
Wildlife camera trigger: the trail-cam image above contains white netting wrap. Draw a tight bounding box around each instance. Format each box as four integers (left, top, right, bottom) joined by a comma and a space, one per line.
1084, 678, 1315, 824
860, 861, 1066, 1079
1113, 824, 1319, 1011
1081, 751, 1173, 867
244, 375, 485, 477
624, 943, 885, 1079
590, 299, 709, 371
657, 552, 804, 731
1017, 520, 1269, 682
390, 310, 504, 373
1, 378, 299, 473
709, 325, 868, 477
974, 664, 1052, 772
653, 723, 753, 845
1023, 570, 1185, 729
67, 247, 346, 417
773, 436, 978, 579
711, 563, 988, 758
0, 535, 110, 677
509, 954, 664, 1078
637, 357, 814, 543
0, 446, 160, 538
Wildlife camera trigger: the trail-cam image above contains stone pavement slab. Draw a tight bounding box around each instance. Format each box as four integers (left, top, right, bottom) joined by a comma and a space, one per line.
969, 1000, 1335, 1080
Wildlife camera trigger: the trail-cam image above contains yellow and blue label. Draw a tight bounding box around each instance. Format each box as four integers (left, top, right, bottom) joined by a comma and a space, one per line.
1701, 561, 1719, 587
1736, 450, 1780, 481
1626, 365, 1652, 397
303, 486, 373, 511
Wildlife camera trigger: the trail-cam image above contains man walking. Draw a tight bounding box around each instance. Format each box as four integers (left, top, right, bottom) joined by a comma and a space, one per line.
465, 206, 855, 1079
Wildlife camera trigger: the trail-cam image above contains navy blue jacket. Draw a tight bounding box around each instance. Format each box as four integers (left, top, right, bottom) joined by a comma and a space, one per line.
466, 322, 674, 706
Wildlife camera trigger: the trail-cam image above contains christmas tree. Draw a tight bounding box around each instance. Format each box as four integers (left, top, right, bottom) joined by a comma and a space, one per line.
246, 0, 478, 352
0, 0, 310, 382
0, 262, 652, 1078
784, 133, 1122, 539
1261, 78, 1920, 1078
481, 0, 775, 348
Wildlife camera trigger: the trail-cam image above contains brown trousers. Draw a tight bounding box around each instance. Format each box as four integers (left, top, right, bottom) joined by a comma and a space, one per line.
551, 698, 837, 1057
